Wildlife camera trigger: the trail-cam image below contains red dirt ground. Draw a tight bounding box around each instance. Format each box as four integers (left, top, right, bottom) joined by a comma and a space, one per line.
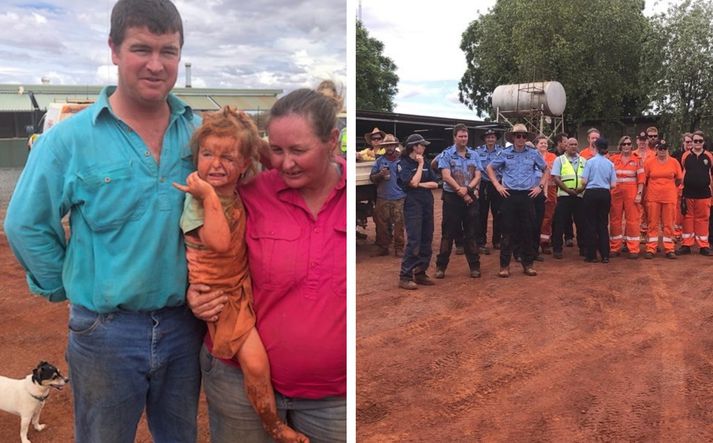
0, 222, 211, 442
357, 190, 713, 441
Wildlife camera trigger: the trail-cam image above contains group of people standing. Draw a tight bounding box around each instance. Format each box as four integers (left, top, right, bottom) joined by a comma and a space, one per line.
367, 123, 711, 290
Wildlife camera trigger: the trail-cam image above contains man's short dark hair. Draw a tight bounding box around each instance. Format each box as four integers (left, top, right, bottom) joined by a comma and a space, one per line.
110, 0, 184, 48
554, 132, 568, 144
453, 123, 468, 138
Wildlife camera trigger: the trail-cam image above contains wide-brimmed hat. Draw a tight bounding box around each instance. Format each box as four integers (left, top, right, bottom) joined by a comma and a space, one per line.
364, 127, 386, 144
505, 123, 536, 142
404, 133, 431, 147
480, 129, 499, 141
378, 134, 400, 147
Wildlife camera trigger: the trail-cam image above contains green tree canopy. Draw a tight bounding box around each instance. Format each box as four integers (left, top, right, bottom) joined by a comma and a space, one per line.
458, 0, 650, 128
642, 0, 713, 140
356, 20, 399, 112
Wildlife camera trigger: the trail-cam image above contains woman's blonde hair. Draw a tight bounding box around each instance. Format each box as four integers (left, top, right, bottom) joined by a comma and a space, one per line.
618, 135, 631, 147
190, 106, 264, 182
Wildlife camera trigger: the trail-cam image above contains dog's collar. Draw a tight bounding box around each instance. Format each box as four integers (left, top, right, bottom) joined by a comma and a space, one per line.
29, 391, 49, 402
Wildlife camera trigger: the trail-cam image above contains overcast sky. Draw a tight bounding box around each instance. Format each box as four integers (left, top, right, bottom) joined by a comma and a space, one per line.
0, 0, 346, 95
360, 0, 674, 121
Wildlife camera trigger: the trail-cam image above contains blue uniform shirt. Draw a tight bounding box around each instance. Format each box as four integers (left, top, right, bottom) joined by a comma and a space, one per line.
476, 144, 503, 182
4, 86, 199, 313
582, 153, 617, 190
370, 155, 406, 200
437, 145, 482, 193
397, 155, 436, 201
488, 146, 547, 191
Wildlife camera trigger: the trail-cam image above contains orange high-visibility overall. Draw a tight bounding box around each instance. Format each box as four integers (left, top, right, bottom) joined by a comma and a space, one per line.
680, 150, 713, 249
644, 156, 683, 254
610, 152, 644, 253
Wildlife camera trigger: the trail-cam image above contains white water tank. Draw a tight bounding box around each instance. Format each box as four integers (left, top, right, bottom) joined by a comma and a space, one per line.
492, 81, 566, 116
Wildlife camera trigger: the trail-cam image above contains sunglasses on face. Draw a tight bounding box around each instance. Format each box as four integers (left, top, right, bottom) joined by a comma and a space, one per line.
647, 134, 658, 138
513, 133, 527, 139
621, 142, 632, 146
694, 139, 705, 143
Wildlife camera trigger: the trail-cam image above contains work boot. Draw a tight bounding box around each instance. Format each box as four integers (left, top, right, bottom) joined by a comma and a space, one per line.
565, 238, 574, 247
700, 247, 712, 256
498, 267, 510, 278
666, 252, 677, 259
644, 252, 655, 259
610, 251, 620, 257
455, 246, 465, 255
523, 266, 537, 276
676, 245, 691, 255
541, 245, 552, 254
627, 252, 639, 259
434, 269, 445, 279
535, 254, 545, 262
553, 251, 563, 259
399, 279, 417, 290
479, 246, 490, 255
470, 269, 481, 278
370, 247, 389, 257
413, 272, 435, 286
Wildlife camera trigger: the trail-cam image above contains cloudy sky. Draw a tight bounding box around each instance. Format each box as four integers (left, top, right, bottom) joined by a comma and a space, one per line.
360, 0, 674, 121
0, 0, 346, 94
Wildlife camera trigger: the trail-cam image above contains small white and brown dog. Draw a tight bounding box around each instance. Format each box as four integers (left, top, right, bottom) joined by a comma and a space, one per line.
0, 361, 69, 443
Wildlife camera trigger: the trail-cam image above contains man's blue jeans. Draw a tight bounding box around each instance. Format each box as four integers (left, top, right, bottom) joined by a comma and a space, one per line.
67, 303, 205, 443
200, 345, 346, 443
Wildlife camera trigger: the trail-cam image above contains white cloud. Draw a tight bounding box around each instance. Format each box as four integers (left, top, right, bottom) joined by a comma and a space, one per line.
0, 0, 344, 95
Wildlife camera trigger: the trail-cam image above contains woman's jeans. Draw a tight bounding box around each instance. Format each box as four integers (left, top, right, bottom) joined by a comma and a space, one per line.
200, 345, 346, 443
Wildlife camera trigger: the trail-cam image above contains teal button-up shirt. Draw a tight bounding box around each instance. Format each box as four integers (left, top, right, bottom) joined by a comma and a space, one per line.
4, 86, 200, 313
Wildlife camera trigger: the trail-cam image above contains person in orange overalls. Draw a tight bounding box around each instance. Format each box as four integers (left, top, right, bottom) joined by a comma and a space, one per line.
638, 127, 660, 240
534, 135, 557, 254
643, 140, 683, 258
677, 130, 713, 256
579, 128, 599, 160
609, 136, 644, 258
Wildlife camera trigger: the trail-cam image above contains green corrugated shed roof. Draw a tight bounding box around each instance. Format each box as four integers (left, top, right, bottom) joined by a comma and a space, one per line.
0, 84, 282, 112
33, 94, 96, 109
210, 95, 276, 111
175, 94, 219, 110
0, 94, 33, 111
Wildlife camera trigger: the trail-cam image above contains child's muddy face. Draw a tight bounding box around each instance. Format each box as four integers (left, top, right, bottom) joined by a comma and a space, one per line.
197, 135, 247, 193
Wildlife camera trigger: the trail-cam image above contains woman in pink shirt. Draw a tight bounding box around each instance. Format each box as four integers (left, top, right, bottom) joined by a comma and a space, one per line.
188, 87, 346, 443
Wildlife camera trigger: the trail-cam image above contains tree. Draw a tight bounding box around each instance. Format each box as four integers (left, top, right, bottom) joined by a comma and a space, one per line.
356, 20, 399, 112
641, 0, 713, 141
458, 0, 650, 129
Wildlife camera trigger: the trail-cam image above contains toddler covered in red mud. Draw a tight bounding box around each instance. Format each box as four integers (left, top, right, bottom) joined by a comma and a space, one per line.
174, 106, 308, 443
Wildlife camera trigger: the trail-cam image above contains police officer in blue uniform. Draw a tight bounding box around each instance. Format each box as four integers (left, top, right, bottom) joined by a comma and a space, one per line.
434, 123, 483, 279
476, 128, 504, 254
397, 134, 439, 290
486, 124, 549, 277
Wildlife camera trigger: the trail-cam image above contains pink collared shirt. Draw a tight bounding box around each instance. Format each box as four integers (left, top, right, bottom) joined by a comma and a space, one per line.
215, 156, 346, 399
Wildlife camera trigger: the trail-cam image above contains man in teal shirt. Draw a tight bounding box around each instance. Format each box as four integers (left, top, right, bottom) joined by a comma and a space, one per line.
4, 1, 203, 441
